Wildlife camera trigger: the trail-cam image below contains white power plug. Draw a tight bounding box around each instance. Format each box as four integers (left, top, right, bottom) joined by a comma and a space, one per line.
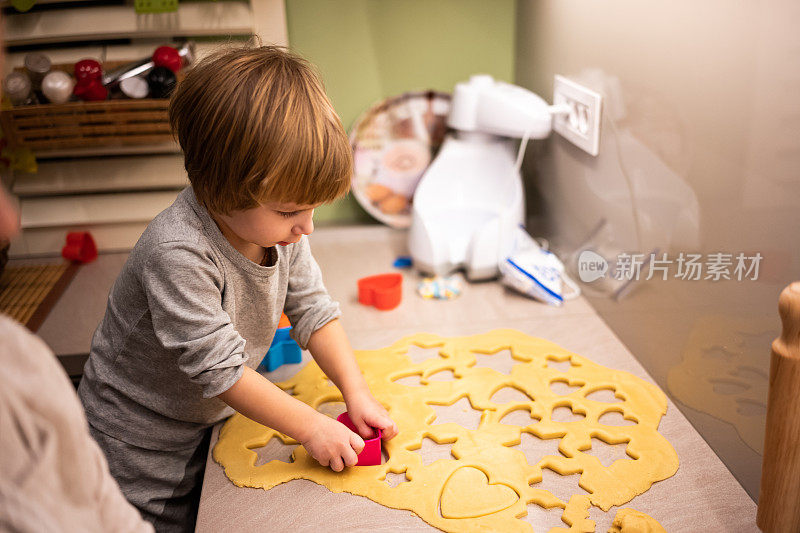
551, 75, 603, 156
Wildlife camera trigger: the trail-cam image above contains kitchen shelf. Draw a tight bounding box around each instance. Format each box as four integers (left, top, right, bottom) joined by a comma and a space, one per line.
2, 1, 254, 47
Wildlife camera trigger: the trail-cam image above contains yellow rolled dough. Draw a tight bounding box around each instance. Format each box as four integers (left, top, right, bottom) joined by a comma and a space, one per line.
440, 466, 518, 518
609, 507, 667, 533
555, 496, 667, 533
214, 329, 678, 532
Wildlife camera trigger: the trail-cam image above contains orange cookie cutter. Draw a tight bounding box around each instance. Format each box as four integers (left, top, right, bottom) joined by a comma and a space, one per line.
357, 273, 403, 311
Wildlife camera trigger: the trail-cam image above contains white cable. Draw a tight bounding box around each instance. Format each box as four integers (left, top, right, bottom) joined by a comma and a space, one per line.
514, 129, 532, 173
547, 103, 571, 116
561, 272, 582, 300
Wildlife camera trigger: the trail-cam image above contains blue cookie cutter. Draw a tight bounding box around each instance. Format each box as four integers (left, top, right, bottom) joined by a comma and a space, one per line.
393, 255, 413, 268
259, 326, 302, 372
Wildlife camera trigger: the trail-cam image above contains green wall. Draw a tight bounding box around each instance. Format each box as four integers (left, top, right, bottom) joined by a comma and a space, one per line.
285, 0, 516, 224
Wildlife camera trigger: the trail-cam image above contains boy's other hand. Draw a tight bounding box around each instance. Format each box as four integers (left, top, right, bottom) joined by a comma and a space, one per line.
344, 391, 399, 440
301, 414, 364, 472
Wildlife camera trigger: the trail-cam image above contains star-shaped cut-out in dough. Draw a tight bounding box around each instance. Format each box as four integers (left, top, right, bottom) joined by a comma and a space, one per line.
510, 431, 564, 466
530, 468, 589, 503
473, 348, 519, 374
428, 396, 484, 430
406, 344, 444, 364
385, 470, 410, 488
522, 502, 567, 533
546, 357, 575, 372
588, 504, 616, 533
585, 437, 633, 468
249, 436, 297, 467
409, 436, 456, 466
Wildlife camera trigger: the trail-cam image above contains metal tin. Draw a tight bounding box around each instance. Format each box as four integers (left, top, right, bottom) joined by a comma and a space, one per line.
4, 71, 33, 105
24, 52, 51, 88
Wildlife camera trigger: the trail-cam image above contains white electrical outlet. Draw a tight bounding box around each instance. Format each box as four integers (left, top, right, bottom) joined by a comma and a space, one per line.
552, 75, 603, 156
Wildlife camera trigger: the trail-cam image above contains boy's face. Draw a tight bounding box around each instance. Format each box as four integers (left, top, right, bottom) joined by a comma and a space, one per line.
215, 200, 318, 249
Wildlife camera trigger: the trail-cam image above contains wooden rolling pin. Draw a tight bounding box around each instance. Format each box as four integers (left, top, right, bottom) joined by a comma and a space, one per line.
758, 282, 800, 532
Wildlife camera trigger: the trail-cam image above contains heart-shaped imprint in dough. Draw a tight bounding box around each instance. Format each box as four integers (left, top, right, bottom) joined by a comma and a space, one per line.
440, 466, 519, 519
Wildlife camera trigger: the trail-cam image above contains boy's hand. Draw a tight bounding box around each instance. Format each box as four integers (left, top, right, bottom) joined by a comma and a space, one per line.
344, 390, 399, 440
301, 413, 365, 472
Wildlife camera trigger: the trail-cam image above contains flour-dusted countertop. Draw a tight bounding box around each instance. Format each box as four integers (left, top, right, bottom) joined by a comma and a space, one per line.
192, 225, 756, 532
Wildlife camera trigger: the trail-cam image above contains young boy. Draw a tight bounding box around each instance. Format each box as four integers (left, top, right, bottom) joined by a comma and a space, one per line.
78, 45, 398, 532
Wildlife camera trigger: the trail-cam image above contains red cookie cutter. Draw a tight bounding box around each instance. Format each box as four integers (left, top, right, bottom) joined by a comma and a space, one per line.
337, 412, 383, 466
61, 231, 97, 263
357, 273, 402, 311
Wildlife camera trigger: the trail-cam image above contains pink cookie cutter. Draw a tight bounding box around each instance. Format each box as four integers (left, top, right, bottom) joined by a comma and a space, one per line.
337, 412, 383, 466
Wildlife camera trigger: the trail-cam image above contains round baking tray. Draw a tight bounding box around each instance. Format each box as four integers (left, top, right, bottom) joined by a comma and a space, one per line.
350, 90, 451, 229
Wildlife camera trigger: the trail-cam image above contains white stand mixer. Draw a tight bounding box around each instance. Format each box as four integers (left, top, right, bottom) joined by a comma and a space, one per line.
409, 75, 563, 280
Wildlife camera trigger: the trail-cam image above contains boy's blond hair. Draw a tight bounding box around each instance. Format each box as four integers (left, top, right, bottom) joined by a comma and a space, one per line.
169, 45, 352, 215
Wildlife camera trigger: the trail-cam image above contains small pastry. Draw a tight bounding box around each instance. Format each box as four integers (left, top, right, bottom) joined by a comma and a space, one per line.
378, 194, 408, 215
366, 183, 393, 203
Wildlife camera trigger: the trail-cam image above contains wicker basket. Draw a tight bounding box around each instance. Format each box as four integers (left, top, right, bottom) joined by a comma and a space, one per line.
0, 99, 173, 151
0, 61, 178, 154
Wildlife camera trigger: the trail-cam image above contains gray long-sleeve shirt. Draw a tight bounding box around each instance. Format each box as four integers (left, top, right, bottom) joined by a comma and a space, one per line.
78, 187, 340, 451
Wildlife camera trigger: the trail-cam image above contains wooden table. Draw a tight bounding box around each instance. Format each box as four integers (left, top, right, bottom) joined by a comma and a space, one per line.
195, 225, 757, 532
